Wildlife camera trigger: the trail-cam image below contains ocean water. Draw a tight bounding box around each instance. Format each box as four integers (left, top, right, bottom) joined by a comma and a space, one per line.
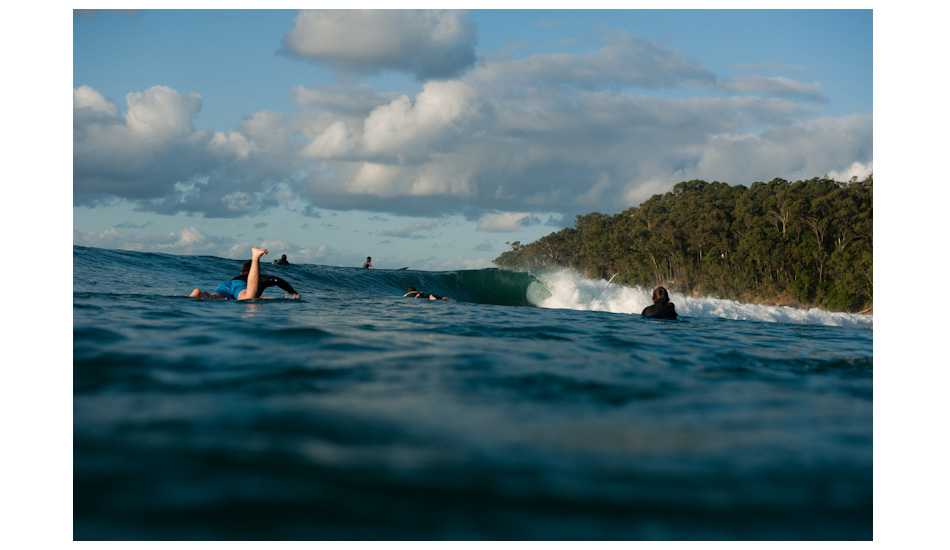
73, 245, 873, 540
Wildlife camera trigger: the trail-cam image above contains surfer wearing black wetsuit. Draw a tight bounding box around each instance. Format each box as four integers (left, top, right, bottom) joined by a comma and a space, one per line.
404, 286, 449, 301
272, 254, 290, 265
363, 256, 374, 269
641, 286, 677, 319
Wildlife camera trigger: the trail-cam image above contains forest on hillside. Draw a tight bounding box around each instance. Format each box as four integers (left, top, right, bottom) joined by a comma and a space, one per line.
494, 176, 873, 313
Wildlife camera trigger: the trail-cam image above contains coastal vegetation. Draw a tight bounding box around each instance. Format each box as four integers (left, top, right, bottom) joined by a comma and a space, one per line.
494, 176, 873, 313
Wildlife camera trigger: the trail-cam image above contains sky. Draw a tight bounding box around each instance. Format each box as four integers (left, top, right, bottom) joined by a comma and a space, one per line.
71, 8, 874, 271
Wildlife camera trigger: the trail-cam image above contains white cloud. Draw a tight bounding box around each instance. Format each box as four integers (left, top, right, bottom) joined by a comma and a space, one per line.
435, 256, 496, 270
124, 85, 202, 141
826, 161, 874, 182
73, 85, 119, 118
719, 75, 827, 102
73, 226, 223, 256
693, 114, 873, 184
281, 10, 476, 81
301, 120, 354, 159
363, 80, 477, 156
381, 220, 441, 239
74, 24, 871, 225
477, 212, 540, 233
347, 162, 402, 195
74, 86, 300, 217
476, 31, 716, 90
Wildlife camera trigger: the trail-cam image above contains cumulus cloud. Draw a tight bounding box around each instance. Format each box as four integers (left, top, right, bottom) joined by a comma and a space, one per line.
74, 86, 301, 217
280, 10, 477, 81
363, 80, 477, 157
75, 21, 871, 226
74, 84, 119, 120
690, 114, 873, 184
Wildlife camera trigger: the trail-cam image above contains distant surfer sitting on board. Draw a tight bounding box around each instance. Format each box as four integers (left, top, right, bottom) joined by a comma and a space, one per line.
640, 286, 677, 319
189, 247, 301, 300
363, 256, 374, 269
404, 286, 449, 301
272, 254, 290, 265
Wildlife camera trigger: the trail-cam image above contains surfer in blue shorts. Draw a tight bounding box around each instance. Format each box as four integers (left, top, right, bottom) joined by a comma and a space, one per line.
189, 247, 300, 300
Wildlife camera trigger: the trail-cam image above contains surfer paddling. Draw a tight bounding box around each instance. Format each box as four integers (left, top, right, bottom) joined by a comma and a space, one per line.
190, 247, 300, 300
403, 286, 449, 301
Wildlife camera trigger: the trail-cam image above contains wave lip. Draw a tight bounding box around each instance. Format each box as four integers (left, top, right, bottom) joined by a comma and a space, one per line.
526, 269, 872, 328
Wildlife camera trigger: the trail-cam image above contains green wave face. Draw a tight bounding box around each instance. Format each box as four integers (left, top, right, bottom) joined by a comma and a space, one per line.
359, 267, 544, 307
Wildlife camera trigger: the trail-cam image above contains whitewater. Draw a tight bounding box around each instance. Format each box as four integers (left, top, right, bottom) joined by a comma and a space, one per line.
73, 245, 873, 540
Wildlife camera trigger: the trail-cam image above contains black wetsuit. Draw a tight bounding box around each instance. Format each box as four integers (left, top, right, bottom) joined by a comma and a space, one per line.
232, 273, 298, 295
641, 302, 677, 319
405, 290, 443, 300
273, 258, 289, 265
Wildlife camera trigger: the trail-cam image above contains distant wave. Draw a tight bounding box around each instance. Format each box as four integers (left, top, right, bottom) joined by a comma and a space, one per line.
74, 245, 872, 327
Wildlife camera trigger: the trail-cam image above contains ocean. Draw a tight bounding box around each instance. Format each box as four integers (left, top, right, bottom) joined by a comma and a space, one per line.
73, 245, 873, 540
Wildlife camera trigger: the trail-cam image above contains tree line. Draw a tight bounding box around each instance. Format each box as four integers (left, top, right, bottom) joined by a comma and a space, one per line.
494, 176, 873, 313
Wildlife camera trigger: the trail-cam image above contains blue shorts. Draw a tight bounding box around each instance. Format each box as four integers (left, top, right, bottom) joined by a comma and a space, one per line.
211, 279, 247, 300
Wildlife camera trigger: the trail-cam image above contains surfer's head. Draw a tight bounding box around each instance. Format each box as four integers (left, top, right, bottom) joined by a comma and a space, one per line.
241, 260, 252, 274
652, 286, 671, 304
407, 286, 417, 292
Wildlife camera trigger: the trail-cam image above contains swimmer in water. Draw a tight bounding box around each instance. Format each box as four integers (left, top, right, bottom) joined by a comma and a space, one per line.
640, 286, 677, 319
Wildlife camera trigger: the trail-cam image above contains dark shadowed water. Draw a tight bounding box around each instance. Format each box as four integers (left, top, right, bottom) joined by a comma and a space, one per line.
73, 245, 873, 540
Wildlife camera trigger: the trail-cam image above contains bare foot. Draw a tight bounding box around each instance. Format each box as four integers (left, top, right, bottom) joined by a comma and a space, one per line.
251, 247, 268, 260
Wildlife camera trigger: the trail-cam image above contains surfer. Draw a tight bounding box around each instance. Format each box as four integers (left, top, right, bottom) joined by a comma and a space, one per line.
363, 256, 374, 269
272, 254, 290, 265
640, 286, 677, 319
404, 286, 449, 301
189, 247, 301, 300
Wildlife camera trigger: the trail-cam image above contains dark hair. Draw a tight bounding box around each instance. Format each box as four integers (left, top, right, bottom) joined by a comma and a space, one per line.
652, 286, 671, 304
241, 260, 252, 274
367, 257, 372, 261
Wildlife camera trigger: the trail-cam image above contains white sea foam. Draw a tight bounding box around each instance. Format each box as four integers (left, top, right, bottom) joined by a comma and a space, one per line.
528, 269, 873, 328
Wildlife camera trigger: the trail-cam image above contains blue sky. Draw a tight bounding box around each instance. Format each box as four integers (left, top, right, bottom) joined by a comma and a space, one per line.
73, 8, 873, 270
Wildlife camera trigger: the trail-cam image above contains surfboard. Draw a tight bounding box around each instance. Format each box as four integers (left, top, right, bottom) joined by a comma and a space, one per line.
397, 267, 408, 270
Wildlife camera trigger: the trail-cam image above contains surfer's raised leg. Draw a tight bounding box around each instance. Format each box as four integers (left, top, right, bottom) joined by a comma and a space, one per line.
237, 247, 268, 300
